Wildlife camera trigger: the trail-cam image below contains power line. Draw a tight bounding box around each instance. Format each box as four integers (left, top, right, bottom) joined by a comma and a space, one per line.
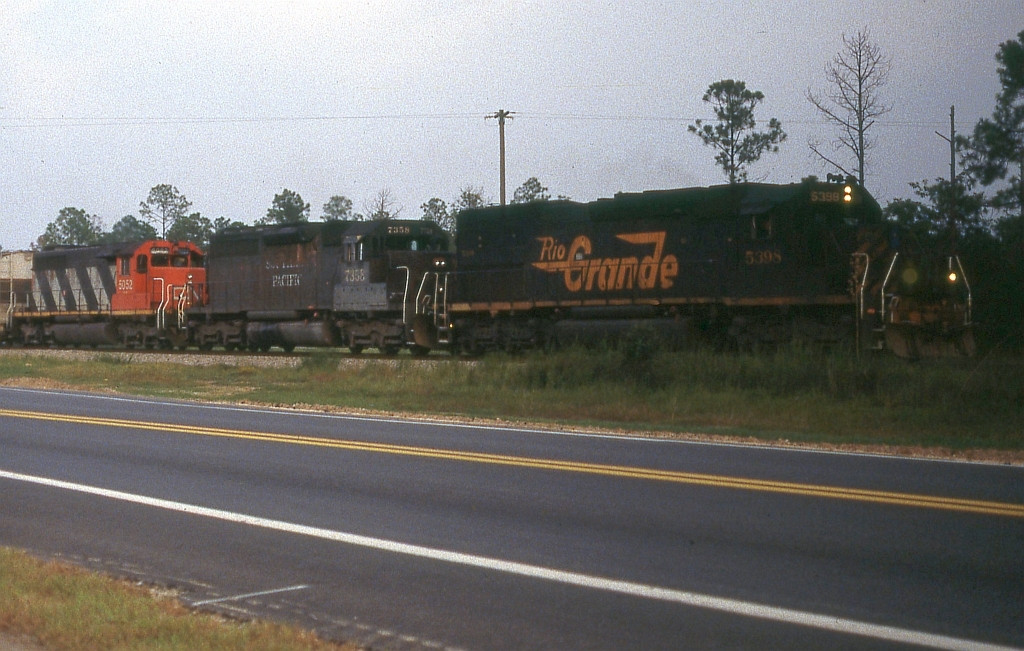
0, 111, 966, 130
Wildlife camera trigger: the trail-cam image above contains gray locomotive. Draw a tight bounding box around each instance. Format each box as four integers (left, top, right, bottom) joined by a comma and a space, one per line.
190, 219, 452, 354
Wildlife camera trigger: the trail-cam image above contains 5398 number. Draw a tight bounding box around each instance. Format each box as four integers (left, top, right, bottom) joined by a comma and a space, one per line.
745, 249, 782, 265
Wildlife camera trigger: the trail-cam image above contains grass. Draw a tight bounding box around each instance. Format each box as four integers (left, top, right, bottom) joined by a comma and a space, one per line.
0, 547, 353, 650
2, 345, 1022, 452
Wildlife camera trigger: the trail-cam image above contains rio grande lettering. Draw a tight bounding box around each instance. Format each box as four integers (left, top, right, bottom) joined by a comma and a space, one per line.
532, 232, 679, 292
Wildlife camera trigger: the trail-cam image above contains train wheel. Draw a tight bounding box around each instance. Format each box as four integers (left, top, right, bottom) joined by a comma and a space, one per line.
349, 345, 364, 354
409, 345, 430, 357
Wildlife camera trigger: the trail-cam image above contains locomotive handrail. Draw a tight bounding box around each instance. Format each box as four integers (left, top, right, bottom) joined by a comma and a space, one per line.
852, 252, 870, 320
414, 271, 449, 326
396, 265, 411, 326
415, 273, 431, 316
177, 278, 191, 329
154, 277, 167, 330
851, 252, 870, 354
879, 253, 899, 324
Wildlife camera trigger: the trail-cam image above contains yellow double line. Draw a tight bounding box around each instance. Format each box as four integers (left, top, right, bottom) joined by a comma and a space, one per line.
3, 407, 1023, 518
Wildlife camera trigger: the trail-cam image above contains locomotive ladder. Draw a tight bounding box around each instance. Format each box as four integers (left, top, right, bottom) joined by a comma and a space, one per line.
415, 272, 451, 345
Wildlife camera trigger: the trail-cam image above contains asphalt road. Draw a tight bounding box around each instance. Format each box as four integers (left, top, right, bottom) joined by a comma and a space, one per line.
1, 386, 1022, 650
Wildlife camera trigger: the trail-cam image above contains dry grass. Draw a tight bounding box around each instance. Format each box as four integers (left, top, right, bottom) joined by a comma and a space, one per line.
0, 547, 354, 650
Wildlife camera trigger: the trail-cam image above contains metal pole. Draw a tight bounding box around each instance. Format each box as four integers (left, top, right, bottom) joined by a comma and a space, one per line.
487, 110, 514, 206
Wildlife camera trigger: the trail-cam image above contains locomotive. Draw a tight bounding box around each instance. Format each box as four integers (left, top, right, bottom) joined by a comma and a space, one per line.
444, 178, 974, 357
2, 240, 205, 349
189, 218, 451, 353
0, 178, 973, 358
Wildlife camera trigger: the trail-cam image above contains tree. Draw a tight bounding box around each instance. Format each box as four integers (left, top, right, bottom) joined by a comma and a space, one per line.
364, 188, 400, 221
322, 195, 354, 222
139, 184, 192, 238
960, 30, 1024, 220
511, 177, 551, 204
37, 207, 103, 248
102, 215, 157, 243
451, 185, 488, 214
420, 197, 453, 233
883, 178, 988, 245
212, 216, 246, 233
806, 28, 892, 187
261, 189, 310, 225
167, 212, 215, 247
688, 79, 786, 184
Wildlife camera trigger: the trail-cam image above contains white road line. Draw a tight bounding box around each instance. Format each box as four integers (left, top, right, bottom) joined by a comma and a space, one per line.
191, 584, 309, 606
2, 468, 1019, 651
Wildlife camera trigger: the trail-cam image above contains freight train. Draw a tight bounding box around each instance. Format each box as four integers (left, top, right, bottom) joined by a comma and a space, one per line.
0, 178, 974, 358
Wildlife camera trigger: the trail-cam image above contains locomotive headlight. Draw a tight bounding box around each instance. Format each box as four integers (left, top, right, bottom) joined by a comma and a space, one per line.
947, 271, 958, 283
843, 185, 853, 202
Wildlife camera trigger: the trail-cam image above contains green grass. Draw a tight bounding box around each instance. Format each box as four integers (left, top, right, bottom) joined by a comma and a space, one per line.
2, 346, 1022, 451
0, 547, 352, 650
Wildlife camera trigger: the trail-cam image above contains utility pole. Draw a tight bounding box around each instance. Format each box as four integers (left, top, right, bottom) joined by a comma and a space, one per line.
935, 105, 957, 234
487, 109, 514, 205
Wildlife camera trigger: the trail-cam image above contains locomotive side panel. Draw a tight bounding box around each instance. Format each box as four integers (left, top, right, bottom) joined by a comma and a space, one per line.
30, 246, 118, 315
206, 223, 338, 317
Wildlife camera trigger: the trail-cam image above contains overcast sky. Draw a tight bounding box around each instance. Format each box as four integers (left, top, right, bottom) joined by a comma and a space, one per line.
0, 1, 1019, 248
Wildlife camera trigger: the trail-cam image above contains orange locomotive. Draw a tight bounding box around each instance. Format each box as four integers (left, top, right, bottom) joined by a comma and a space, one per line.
9, 240, 206, 349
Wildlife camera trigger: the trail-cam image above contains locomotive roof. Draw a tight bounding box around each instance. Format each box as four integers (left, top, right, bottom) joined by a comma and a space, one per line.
457, 180, 881, 228
33, 240, 202, 270
209, 218, 449, 247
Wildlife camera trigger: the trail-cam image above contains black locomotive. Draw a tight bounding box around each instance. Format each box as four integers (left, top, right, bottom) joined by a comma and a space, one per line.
442, 178, 973, 357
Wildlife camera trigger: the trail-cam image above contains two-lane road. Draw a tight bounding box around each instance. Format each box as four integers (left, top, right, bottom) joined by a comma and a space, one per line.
1, 386, 1021, 649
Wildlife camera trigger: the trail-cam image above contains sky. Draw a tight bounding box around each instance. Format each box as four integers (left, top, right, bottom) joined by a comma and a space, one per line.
0, 0, 1019, 248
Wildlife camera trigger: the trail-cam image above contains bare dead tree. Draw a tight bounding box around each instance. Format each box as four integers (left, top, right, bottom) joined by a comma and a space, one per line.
364, 187, 402, 221
806, 28, 892, 187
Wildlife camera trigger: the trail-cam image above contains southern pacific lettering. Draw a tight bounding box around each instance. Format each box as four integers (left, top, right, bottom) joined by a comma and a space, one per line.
532, 231, 679, 293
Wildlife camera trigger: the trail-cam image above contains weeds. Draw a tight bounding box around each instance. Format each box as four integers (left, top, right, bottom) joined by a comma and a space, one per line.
0, 347, 1021, 450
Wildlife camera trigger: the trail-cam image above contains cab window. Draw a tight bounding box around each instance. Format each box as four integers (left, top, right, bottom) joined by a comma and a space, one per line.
136, 254, 148, 273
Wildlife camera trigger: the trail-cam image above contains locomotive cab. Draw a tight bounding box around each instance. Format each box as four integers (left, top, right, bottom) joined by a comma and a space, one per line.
111, 241, 206, 313
333, 220, 452, 353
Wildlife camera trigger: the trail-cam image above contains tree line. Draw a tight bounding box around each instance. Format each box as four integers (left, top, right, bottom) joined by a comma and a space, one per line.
28, 175, 564, 250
